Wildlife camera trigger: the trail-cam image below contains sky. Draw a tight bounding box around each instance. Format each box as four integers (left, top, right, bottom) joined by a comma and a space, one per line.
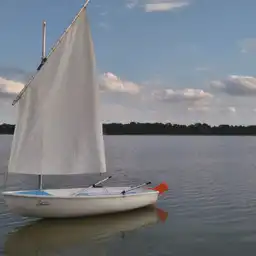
1, 0, 256, 125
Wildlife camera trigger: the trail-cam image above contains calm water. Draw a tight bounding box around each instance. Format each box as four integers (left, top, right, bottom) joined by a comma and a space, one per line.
1, 135, 256, 255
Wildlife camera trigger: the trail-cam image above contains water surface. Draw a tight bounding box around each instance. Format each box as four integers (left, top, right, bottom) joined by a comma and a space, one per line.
1, 135, 256, 255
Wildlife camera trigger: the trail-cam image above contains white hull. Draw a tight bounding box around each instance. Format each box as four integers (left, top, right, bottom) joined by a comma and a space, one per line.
2, 187, 159, 218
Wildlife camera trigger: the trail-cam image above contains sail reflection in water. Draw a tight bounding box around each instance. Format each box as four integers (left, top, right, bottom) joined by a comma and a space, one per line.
4, 206, 168, 256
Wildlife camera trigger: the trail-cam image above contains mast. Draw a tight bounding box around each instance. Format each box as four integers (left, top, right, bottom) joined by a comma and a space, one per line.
38, 20, 46, 190
42, 21, 46, 61
37, 21, 47, 71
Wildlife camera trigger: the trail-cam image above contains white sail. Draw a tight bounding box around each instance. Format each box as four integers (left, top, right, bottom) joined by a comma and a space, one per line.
8, 6, 106, 175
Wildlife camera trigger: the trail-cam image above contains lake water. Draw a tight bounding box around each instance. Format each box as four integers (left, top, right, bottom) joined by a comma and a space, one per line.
1, 135, 256, 255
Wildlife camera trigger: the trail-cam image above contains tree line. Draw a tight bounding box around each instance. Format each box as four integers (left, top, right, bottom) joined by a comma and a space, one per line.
1, 122, 256, 135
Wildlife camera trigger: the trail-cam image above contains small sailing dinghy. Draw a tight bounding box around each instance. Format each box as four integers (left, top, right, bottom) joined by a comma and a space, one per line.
2, 0, 168, 218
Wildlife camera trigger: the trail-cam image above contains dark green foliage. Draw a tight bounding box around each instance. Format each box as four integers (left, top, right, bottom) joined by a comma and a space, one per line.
2, 122, 256, 135
0, 123, 15, 134
103, 122, 256, 135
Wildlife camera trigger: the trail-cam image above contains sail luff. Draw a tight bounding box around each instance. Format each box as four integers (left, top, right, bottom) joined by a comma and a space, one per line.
12, 0, 91, 106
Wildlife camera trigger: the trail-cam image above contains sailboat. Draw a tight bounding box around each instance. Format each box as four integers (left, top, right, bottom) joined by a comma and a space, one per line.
2, 0, 168, 218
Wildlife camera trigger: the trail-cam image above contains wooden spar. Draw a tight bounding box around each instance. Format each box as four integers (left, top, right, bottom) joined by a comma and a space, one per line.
12, 0, 91, 106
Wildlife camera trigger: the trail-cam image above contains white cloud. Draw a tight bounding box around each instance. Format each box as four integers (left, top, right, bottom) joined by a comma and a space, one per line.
210, 75, 256, 96
0, 77, 23, 124
2, 74, 256, 126
145, 1, 189, 12
126, 0, 190, 12
228, 106, 236, 113
0, 77, 24, 99
0, 73, 141, 101
99, 72, 141, 95
152, 88, 213, 103
239, 38, 256, 53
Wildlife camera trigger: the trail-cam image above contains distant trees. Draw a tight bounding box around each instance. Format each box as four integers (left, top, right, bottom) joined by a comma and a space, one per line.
103, 122, 256, 135
1, 122, 256, 135
0, 123, 15, 134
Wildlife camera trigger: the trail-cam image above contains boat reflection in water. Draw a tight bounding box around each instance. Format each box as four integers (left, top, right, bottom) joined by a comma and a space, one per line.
4, 205, 168, 255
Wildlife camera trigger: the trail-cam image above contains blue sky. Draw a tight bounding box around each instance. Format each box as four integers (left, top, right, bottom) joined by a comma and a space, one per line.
1, 0, 256, 125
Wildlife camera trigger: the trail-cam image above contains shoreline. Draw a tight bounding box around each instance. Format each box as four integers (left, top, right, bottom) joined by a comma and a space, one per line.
1, 122, 256, 136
